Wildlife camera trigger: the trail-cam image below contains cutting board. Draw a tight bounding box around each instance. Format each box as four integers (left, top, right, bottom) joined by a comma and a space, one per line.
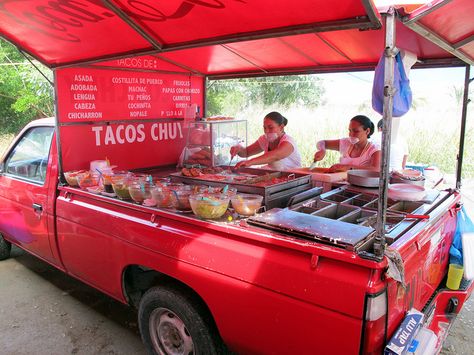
290, 167, 347, 183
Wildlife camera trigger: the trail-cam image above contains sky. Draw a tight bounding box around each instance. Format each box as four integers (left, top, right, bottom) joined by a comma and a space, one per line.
321, 67, 467, 106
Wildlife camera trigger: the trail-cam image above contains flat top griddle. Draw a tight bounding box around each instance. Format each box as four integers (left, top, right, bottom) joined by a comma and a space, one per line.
247, 208, 374, 250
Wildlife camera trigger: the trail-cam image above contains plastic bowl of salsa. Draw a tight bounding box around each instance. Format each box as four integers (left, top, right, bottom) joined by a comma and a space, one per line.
151, 186, 174, 208
129, 183, 153, 204
112, 178, 132, 200
76, 171, 100, 190
64, 170, 86, 187
230, 193, 263, 216
189, 193, 230, 219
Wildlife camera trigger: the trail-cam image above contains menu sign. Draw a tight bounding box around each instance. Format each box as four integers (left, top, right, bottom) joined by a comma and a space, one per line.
55, 67, 203, 171
56, 67, 203, 123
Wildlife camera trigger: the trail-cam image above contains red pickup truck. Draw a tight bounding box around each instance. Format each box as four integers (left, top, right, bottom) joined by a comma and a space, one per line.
1, 117, 472, 354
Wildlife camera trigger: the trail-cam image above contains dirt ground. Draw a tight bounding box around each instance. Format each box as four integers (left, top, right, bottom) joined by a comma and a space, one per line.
0, 247, 146, 355
0, 181, 473, 354
0, 246, 473, 355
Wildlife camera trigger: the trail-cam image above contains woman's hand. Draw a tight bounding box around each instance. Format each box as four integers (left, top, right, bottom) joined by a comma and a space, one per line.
235, 160, 251, 169
328, 164, 350, 173
230, 144, 244, 158
313, 150, 326, 162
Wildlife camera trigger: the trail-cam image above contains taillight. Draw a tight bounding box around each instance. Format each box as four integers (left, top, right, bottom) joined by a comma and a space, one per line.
360, 290, 387, 354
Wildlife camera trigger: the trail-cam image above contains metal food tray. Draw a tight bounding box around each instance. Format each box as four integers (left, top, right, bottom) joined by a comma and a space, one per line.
170, 167, 312, 209
247, 208, 374, 251
313, 188, 427, 240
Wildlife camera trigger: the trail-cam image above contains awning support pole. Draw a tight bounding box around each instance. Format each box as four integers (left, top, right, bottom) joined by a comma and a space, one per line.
455, 64, 471, 189
374, 7, 397, 261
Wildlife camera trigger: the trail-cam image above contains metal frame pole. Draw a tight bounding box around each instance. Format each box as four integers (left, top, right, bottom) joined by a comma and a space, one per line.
455, 64, 471, 189
374, 7, 397, 260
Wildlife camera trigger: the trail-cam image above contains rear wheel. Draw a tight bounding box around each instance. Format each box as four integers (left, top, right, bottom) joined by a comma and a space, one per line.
138, 285, 224, 355
0, 233, 11, 260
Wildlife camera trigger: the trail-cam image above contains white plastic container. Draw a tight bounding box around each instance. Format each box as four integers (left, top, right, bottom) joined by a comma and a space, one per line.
90, 160, 108, 172
407, 327, 437, 355
462, 232, 474, 280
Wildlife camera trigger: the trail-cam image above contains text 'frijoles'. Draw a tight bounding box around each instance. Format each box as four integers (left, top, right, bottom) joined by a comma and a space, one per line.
91, 122, 183, 146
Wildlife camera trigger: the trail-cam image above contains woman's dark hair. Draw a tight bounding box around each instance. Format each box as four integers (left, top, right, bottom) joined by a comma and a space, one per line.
377, 119, 383, 130
351, 115, 375, 138
265, 111, 288, 127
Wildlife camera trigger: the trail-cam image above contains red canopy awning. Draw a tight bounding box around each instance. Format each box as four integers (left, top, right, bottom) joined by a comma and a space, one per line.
401, 0, 474, 66
0, 0, 471, 77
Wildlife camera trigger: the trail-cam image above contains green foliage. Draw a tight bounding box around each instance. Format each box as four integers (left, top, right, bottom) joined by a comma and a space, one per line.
0, 39, 53, 134
206, 75, 325, 116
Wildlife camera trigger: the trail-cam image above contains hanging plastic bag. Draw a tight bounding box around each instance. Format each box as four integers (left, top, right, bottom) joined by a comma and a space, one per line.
449, 206, 474, 265
372, 51, 413, 117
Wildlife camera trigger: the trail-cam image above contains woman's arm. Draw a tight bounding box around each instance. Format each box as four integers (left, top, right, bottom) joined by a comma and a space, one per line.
328, 150, 381, 172
367, 150, 381, 171
230, 140, 263, 158
236, 141, 294, 168
314, 139, 340, 161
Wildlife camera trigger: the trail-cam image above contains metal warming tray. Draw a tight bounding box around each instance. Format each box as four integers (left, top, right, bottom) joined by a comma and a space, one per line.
247, 208, 375, 251
347, 170, 380, 188
170, 167, 312, 209
316, 187, 439, 243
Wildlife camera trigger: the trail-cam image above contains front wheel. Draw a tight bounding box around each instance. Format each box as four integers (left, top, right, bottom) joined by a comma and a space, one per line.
138, 285, 224, 355
0, 233, 12, 260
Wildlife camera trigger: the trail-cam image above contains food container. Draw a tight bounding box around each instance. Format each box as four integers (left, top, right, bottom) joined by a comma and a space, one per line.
112, 177, 132, 200
64, 170, 86, 187
151, 185, 176, 208
129, 183, 153, 204
90, 160, 108, 172
189, 193, 230, 219
388, 183, 426, 201
230, 194, 263, 216
191, 185, 237, 197
172, 188, 194, 211
129, 173, 151, 184
390, 169, 425, 186
99, 167, 118, 193
76, 171, 100, 190
152, 176, 171, 186
347, 170, 380, 187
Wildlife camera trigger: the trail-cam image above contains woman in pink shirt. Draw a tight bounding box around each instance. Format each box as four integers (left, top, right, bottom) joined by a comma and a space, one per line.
231, 111, 301, 170
313, 115, 381, 172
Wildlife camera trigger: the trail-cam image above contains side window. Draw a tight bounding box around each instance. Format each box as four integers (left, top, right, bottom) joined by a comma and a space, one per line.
5, 126, 54, 184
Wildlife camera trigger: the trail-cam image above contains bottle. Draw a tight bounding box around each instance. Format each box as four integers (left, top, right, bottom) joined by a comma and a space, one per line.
195, 105, 201, 121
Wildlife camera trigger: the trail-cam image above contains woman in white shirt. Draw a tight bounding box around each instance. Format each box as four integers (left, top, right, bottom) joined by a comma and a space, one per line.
231, 111, 302, 170
313, 115, 381, 172
373, 119, 408, 171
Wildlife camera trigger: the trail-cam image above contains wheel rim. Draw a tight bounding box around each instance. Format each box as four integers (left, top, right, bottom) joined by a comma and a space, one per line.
149, 307, 194, 355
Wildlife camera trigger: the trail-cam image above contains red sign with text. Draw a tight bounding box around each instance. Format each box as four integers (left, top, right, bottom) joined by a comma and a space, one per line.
55, 68, 203, 171
59, 121, 187, 172
56, 67, 203, 122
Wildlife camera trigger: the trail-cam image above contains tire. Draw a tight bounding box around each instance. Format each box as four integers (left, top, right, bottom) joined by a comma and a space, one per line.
0, 234, 11, 260
138, 285, 224, 355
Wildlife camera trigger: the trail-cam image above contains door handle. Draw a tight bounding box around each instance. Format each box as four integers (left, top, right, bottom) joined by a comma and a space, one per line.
32, 203, 43, 212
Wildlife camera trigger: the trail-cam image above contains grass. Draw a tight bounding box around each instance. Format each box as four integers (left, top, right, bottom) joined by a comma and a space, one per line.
236, 99, 474, 178
2, 104, 471, 179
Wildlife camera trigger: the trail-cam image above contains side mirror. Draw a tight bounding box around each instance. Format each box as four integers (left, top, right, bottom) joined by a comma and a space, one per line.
0, 162, 4, 174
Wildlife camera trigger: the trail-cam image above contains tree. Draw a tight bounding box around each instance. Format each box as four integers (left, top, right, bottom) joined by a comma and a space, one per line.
0, 39, 54, 134
206, 75, 325, 116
